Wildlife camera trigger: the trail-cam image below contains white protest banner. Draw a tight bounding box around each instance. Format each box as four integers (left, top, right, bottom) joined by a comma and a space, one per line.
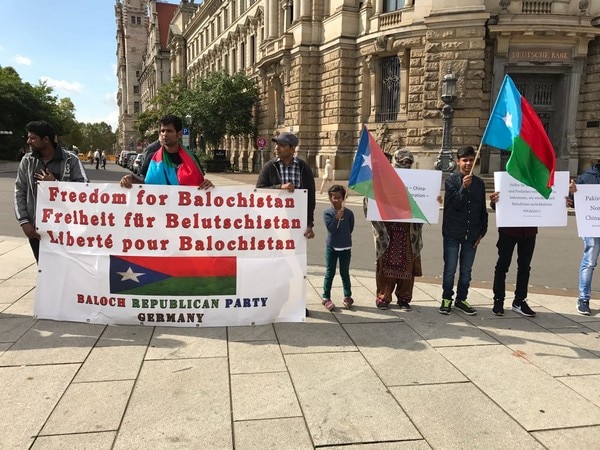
366, 169, 442, 224
34, 183, 307, 327
493, 171, 569, 227
574, 185, 600, 237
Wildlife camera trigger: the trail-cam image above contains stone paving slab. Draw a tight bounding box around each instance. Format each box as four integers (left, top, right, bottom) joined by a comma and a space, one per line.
3, 293, 35, 317
231, 371, 301, 421
551, 326, 600, 357
439, 345, 600, 430
558, 374, 600, 408
344, 321, 467, 386
399, 301, 499, 347
30, 431, 116, 449
75, 325, 153, 382
0, 320, 103, 366
0, 364, 79, 449
531, 293, 600, 322
275, 319, 357, 354
0, 316, 35, 342
285, 352, 421, 446
41, 379, 134, 434
234, 417, 313, 449
227, 323, 277, 341
144, 326, 227, 360
478, 318, 600, 376
531, 425, 600, 448
113, 358, 231, 449
526, 306, 584, 329
0, 284, 34, 304
391, 383, 544, 449
228, 340, 286, 374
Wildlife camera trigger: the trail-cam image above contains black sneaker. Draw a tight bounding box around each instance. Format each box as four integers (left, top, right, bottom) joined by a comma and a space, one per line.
398, 301, 411, 311
512, 300, 536, 317
454, 300, 477, 315
492, 300, 504, 316
577, 300, 591, 316
439, 298, 452, 315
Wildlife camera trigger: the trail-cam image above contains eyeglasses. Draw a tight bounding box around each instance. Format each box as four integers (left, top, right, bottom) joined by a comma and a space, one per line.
397, 159, 413, 165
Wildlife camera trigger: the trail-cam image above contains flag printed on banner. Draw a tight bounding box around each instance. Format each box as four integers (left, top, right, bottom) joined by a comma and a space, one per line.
109, 255, 237, 296
348, 125, 428, 222
482, 74, 556, 199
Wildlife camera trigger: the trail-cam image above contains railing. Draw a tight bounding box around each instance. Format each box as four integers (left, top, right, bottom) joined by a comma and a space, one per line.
522, 1, 552, 14
379, 10, 403, 29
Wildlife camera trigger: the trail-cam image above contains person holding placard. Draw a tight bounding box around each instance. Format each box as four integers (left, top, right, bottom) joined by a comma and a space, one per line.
489, 192, 537, 317
368, 148, 423, 311
570, 164, 600, 316
439, 146, 488, 316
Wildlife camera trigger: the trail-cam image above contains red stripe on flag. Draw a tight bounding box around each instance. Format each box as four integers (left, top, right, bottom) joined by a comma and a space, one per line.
369, 133, 413, 220
519, 98, 555, 188
117, 255, 236, 277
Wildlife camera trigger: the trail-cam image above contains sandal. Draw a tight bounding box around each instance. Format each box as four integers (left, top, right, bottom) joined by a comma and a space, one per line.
342, 297, 354, 309
376, 298, 391, 310
322, 299, 335, 311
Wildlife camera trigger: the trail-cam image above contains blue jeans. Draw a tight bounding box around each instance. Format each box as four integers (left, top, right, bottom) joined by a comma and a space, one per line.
579, 237, 600, 302
322, 247, 352, 299
442, 237, 478, 302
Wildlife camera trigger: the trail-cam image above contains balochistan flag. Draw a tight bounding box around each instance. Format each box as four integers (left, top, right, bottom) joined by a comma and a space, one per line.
482, 75, 555, 199
109, 255, 236, 296
348, 125, 428, 222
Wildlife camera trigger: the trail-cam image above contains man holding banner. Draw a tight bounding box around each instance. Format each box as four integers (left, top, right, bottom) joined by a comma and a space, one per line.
120, 115, 213, 190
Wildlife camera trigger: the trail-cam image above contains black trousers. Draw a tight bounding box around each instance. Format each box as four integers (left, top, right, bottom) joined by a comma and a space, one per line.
29, 238, 40, 263
492, 232, 536, 302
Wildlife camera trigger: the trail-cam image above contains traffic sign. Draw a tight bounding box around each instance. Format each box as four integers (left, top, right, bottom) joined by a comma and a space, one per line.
182, 128, 190, 136
257, 136, 267, 148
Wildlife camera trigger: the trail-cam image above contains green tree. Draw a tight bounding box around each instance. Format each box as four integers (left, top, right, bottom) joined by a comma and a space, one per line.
184, 71, 259, 152
0, 65, 93, 159
77, 122, 115, 154
135, 76, 188, 140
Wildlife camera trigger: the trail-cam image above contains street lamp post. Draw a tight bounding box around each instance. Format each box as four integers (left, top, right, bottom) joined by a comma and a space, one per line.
185, 114, 192, 151
435, 68, 458, 172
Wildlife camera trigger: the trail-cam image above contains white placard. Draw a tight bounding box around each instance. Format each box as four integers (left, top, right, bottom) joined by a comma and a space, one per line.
574, 185, 600, 237
34, 183, 308, 327
366, 169, 442, 224
493, 171, 569, 227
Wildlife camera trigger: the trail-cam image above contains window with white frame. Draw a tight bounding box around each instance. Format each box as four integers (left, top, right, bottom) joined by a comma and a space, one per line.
384, 0, 405, 13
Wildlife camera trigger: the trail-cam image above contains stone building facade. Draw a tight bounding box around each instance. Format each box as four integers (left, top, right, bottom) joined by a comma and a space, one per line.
138, 1, 178, 112
122, 0, 600, 178
115, 0, 149, 151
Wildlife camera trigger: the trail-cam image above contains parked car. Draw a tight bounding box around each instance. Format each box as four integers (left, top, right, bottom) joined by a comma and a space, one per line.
132, 154, 144, 175
126, 153, 138, 171
121, 151, 137, 168
117, 150, 129, 166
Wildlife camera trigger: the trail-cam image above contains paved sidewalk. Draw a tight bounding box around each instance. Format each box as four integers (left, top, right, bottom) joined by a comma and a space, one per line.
1, 169, 599, 448
2, 231, 600, 449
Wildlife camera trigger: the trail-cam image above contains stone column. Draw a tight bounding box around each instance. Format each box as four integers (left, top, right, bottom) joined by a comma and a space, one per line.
565, 58, 585, 174
300, 0, 311, 18
366, 55, 377, 122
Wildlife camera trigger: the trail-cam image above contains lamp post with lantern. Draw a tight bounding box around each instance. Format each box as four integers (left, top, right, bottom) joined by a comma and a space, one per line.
435, 68, 458, 172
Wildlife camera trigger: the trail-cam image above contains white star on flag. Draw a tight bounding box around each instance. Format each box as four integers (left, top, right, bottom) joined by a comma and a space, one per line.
502, 111, 513, 129
361, 153, 372, 168
117, 267, 145, 283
